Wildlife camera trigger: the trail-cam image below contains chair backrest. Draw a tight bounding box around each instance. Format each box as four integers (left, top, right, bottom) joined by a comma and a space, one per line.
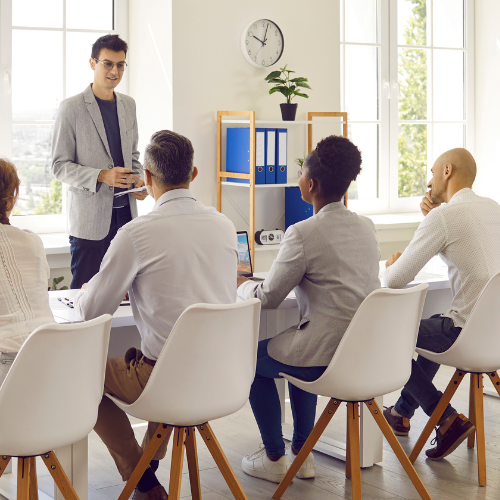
427, 272, 500, 372
0, 315, 112, 456
121, 299, 261, 426
302, 284, 428, 401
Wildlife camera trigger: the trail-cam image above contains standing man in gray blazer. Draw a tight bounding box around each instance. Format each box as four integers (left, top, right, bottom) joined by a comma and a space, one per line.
52, 34, 147, 289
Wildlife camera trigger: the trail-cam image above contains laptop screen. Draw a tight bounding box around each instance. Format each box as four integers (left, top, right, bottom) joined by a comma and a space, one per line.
237, 231, 253, 276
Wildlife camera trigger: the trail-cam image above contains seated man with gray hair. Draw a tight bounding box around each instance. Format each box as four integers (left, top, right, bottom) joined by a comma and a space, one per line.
74, 130, 238, 500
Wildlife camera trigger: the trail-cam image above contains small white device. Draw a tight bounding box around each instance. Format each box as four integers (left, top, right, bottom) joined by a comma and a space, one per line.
255, 229, 285, 245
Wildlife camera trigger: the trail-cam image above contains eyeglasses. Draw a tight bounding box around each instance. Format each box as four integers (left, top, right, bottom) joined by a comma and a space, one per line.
94, 58, 127, 72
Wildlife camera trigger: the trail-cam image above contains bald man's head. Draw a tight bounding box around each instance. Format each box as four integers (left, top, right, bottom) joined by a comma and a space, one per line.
428, 148, 476, 204
435, 148, 476, 185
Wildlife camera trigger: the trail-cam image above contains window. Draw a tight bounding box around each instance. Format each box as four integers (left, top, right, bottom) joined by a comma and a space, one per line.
0, 0, 128, 231
340, 0, 473, 214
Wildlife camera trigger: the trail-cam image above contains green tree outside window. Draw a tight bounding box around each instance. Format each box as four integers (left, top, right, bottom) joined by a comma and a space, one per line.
398, 0, 428, 198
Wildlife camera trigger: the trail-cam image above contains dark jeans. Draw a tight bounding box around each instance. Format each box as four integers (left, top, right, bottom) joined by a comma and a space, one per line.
249, 338, 327, 458
69, 206, 132, 289
394, 313, 462, 426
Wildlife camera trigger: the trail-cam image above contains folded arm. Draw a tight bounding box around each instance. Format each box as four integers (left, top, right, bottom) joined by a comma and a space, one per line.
382, 209, 447, 288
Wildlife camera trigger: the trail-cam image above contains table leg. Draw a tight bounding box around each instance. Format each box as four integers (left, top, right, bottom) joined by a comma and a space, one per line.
54, 437, 88, 500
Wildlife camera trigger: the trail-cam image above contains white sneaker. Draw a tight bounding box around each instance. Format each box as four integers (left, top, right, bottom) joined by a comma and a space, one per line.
242, 444, 291, 483
286, 443, 315, 479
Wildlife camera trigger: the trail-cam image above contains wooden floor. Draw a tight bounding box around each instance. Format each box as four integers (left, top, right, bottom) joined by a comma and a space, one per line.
2, 364, 500, 500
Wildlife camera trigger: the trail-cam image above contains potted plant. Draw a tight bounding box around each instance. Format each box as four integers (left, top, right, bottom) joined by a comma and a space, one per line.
265, 65, 311, 121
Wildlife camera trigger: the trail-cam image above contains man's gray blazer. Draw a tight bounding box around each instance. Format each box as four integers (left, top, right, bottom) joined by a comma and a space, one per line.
52, 84, 142, 240
239, 202, 381, 367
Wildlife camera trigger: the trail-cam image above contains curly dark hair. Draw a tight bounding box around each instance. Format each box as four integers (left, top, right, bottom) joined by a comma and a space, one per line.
91, 34, 128, 60
0, 158, 20, 219
304, 135, 362, 199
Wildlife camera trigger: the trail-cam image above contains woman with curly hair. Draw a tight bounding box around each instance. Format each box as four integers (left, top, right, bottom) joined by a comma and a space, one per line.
0, 159, 54, 385
238, 135, 381, 483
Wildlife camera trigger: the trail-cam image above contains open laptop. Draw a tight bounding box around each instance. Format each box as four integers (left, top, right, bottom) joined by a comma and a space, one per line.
237, 231, 264, 282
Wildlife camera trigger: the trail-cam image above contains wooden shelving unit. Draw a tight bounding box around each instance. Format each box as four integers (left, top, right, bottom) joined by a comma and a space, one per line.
216, 111, 348, 264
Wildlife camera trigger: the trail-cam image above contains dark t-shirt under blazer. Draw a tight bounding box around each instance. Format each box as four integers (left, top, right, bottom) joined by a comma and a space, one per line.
238, 201, 381, 367
94, 95, 129, 207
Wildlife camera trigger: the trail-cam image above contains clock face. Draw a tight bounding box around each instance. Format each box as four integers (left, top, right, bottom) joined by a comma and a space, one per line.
241, 19, 284, 68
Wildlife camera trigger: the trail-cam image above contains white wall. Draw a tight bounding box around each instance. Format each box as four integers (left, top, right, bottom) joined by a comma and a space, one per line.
474, 0, 500, 201
129, 0, 340, 209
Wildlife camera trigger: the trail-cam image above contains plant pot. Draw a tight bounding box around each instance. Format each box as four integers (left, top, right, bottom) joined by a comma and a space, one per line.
280, 103, 298, 121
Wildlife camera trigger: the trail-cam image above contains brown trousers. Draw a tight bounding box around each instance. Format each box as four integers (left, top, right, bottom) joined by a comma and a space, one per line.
94, 347, 172, 481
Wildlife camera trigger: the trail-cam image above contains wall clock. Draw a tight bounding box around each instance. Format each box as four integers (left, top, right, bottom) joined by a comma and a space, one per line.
241, 19, 284, 68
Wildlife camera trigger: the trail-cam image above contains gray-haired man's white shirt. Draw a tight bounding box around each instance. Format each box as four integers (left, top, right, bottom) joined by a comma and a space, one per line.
74, 189, 238, 359
382, 188, 500, 328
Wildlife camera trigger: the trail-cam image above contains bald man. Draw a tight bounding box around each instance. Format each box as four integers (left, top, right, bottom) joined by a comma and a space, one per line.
382, 148, 500, 460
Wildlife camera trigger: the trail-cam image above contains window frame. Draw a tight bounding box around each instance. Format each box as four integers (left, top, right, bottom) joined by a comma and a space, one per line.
0, 0, 129, 233
341, 0, 474, 216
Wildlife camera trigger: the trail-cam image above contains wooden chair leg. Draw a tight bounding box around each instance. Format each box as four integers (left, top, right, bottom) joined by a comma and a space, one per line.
409, 369, 466, 463
487, 371, 500, 397
346, 410, 351, 479
0, 455, 11, 479
273, 398, 341, 500
197, 422, 248, 500
29, 457, 38, 500
117, 423, 172, 500
169, 427, 187, 500
472, 374, 486, 486
365, 400, 431, 500
17, 457, 30, 500
346, 403, 361, 500
40, 452, 78, 500
185, 427, 202, 500
468, 374, 476, 448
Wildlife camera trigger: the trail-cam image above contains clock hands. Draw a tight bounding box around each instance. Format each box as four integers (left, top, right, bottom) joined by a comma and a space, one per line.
263, 23, 269, 43
252, 35, 265, 45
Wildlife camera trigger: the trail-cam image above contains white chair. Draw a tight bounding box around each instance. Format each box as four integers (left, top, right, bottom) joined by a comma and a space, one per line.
109, 299, 261, 500
408, 272, 500, 486
0, 315, 112, 500
272, 284, 431, 500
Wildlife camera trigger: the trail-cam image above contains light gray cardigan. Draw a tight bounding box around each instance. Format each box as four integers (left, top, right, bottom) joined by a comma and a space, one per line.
52, 84, 143, 240
238, 202, 381, 367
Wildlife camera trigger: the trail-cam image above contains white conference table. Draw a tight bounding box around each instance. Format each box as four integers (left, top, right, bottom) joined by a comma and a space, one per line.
0, 256, 453, 500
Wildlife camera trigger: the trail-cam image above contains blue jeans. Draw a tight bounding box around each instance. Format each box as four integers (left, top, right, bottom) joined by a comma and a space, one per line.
69, 206, 132, 289
249, 338, 327, 458
394, 314, 462, 426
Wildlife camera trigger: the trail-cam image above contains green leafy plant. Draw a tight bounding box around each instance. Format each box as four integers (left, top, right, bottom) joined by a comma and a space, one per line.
265, 65, 311, 104
295, 158, 304, 167
51, 276, 68, 291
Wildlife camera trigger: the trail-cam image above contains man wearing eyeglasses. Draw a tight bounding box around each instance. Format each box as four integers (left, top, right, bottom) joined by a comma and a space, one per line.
52, 34, 147, 289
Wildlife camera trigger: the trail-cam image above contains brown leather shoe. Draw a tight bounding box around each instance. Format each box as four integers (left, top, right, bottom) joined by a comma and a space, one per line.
383, 406, 410, 436
132, 485, 168, 500
425, 413, 475, 460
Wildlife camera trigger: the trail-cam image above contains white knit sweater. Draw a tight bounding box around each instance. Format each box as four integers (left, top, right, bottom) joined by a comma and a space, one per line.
0, 225, 54, 352
382, 188, 500, 328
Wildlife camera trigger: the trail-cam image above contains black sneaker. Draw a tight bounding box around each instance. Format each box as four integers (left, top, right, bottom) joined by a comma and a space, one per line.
383, 406, 411, 436
425, 413, 475, 460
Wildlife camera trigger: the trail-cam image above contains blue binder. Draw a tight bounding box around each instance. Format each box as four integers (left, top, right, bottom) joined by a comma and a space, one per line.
285, 187, 313, 229
226, 128, 266, 184
255, 128, 266, 184
265, 129, 277, 184
276, 128, 287, 184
